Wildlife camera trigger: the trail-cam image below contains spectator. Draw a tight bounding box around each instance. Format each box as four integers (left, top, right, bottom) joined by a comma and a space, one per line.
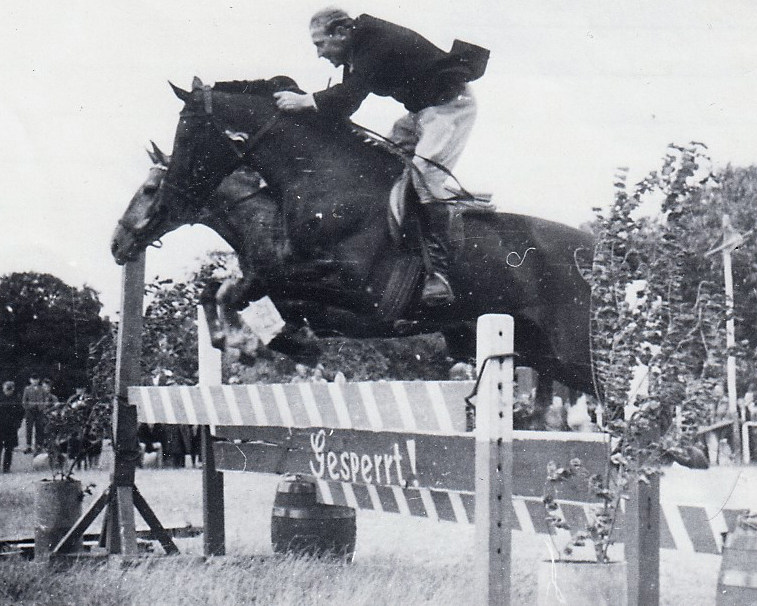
291, 364, 310, 384
310, 364, 328, 384
449, 362, 475, 381
0, 381, 24, 472
22, 375, 47, 453
41, 378, 59, 405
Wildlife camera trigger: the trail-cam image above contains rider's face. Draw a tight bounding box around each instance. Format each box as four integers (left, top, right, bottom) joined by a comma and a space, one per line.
310, 25, 351, 68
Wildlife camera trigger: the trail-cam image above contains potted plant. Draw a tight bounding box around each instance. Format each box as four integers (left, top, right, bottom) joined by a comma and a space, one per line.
539, 143, 720, 604
34, 390, 111, 559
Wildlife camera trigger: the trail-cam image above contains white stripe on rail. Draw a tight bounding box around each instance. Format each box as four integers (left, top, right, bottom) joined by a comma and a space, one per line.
392, 486, 411, 517
199, 386, 221, 427
298, 383, 323, 427
512, 498, 535, 534
271, 384, 295, 427
357, 383, 383, 430
327, 383, 352, 429
158, 388, 178, 425
245, 385, 268, 426
704, 504, 729, 552
419, 488, 439, 522
366, 484, 383, 512
178, 386, 199, 426
661, 502, 695, 553
390, 383, 417, 431
341, 482, 359, 509
448, 491, 468, 524
221, 386, 244, 426
425, 382, 455, 433
136, 387, 157, 425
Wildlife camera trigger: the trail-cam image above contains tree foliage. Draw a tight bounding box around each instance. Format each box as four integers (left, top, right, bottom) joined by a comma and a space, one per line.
547, 143, 723, 563
0, 272, 107, 397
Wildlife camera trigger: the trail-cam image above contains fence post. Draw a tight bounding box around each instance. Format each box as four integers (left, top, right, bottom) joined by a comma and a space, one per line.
108, 252, 145, 555
198, 306, 225, 556
474, 314, 514, 606
626, 468, 660, 604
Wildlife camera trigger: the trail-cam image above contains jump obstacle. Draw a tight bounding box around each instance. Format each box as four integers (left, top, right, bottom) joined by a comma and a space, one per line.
55, 256, 748, 605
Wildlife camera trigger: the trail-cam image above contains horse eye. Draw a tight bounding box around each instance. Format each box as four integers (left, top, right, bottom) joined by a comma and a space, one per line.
143, 184, 158, 195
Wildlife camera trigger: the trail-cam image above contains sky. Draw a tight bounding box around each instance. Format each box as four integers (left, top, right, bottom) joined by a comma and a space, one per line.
1, 0, 757, 317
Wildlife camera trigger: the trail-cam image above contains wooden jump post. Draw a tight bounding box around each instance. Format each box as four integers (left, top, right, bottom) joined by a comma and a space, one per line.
52, 253, 178, 558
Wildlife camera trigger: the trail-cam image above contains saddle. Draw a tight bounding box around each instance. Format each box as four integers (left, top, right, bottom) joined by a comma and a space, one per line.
387, 170, 497, 243
368, 170, 497, 321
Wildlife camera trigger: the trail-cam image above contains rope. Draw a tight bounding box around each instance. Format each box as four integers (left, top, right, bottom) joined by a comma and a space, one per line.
464, 353, 519, 410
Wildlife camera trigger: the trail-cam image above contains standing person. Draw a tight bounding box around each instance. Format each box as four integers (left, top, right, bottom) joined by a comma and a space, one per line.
22, 375, 47, 453
274, 7, 489, 306
0, 381, 24, 472
64, 386, 88, 469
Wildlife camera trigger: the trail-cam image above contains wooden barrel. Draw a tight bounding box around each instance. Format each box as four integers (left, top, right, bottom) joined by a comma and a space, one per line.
34, 479, 83, 560
717, 512, 757, 605
271, 475, 356, 560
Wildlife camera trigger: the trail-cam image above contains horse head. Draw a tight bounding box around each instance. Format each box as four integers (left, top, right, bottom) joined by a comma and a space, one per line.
111, 142, 194, 265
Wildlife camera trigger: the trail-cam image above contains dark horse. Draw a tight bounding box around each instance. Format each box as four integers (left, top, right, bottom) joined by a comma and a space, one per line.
112, 76, 596, 395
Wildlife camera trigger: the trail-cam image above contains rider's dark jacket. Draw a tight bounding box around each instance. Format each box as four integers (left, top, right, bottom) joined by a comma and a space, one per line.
312, 14, 489, 117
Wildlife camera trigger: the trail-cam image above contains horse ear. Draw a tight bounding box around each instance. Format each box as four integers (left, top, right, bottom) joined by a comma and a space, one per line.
146, 147, 159, 165
150, 141, 170, 166
192, 76, 204, 90
169, 81, 191, 102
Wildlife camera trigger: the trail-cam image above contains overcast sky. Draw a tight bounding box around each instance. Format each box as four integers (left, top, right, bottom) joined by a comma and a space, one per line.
1, 1, 756, 316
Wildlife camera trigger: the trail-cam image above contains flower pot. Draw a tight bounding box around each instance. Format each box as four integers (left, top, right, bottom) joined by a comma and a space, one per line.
538, 559, 627, 606
34, 479, 83, 560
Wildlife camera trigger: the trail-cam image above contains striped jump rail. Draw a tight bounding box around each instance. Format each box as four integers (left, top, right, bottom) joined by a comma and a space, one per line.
130, 380, 741, 555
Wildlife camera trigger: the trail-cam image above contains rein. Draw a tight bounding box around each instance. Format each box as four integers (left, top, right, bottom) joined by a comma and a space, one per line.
162, 85, 280, 208
352, 123, 476, 202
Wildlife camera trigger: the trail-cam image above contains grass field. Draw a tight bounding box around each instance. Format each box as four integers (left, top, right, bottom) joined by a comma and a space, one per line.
0, 462, 723, 605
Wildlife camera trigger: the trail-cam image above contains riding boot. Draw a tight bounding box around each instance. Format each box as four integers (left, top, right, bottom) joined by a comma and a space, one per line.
419, 203, 455, 306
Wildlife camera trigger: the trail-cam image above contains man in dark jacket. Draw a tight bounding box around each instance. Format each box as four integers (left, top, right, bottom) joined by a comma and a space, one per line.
274, 8, 488, 306
0, 381, 25, 472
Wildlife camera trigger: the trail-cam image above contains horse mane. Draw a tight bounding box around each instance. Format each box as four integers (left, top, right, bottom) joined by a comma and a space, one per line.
213, 76, 304, 96
212, 76, 404, 171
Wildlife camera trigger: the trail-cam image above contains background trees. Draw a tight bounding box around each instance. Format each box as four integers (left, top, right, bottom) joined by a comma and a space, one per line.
0, 272, 108, 397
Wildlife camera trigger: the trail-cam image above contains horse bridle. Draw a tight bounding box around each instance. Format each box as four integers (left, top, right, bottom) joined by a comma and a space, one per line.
117, 164, 173, 249
159, 85, 279, 209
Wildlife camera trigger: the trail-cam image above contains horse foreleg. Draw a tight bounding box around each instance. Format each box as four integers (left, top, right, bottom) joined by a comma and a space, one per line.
215, 278, 263, 361
199, 282, 226, 350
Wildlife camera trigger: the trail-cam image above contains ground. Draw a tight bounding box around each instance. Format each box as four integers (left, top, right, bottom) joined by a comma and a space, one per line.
1, 447, 745, 605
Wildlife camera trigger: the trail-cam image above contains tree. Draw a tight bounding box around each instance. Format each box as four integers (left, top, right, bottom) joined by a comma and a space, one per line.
0, 272, 108, 397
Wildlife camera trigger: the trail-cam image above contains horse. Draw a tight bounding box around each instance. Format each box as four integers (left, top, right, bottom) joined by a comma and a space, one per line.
112, 76, 596, 399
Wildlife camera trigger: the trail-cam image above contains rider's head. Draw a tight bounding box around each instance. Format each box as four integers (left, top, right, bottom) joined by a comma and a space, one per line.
310, 7, 355, 68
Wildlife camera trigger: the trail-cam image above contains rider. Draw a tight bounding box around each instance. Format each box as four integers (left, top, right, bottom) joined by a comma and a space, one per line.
273, 7, 489, 306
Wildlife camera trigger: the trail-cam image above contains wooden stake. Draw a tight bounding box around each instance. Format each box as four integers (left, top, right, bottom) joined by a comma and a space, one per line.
474, 314, 514, 606
198, 306, 226, 556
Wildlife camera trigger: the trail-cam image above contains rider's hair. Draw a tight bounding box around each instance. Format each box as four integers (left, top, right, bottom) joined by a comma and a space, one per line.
310, 6, 354, 35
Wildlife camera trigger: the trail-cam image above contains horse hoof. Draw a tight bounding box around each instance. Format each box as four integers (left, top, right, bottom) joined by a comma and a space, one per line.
211, 332, 226, 350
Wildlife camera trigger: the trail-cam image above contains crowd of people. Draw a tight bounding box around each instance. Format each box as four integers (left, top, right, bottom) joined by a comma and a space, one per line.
0, 376, 104, 473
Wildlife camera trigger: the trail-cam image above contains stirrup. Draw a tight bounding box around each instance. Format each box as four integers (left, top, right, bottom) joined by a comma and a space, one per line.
421, 272, 455, 306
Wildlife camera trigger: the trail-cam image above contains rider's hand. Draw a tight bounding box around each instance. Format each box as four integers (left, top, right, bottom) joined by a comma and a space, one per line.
274, 91, 317, 112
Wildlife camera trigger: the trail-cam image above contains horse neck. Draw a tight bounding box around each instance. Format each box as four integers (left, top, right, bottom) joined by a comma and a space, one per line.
241, 113, 403, 223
